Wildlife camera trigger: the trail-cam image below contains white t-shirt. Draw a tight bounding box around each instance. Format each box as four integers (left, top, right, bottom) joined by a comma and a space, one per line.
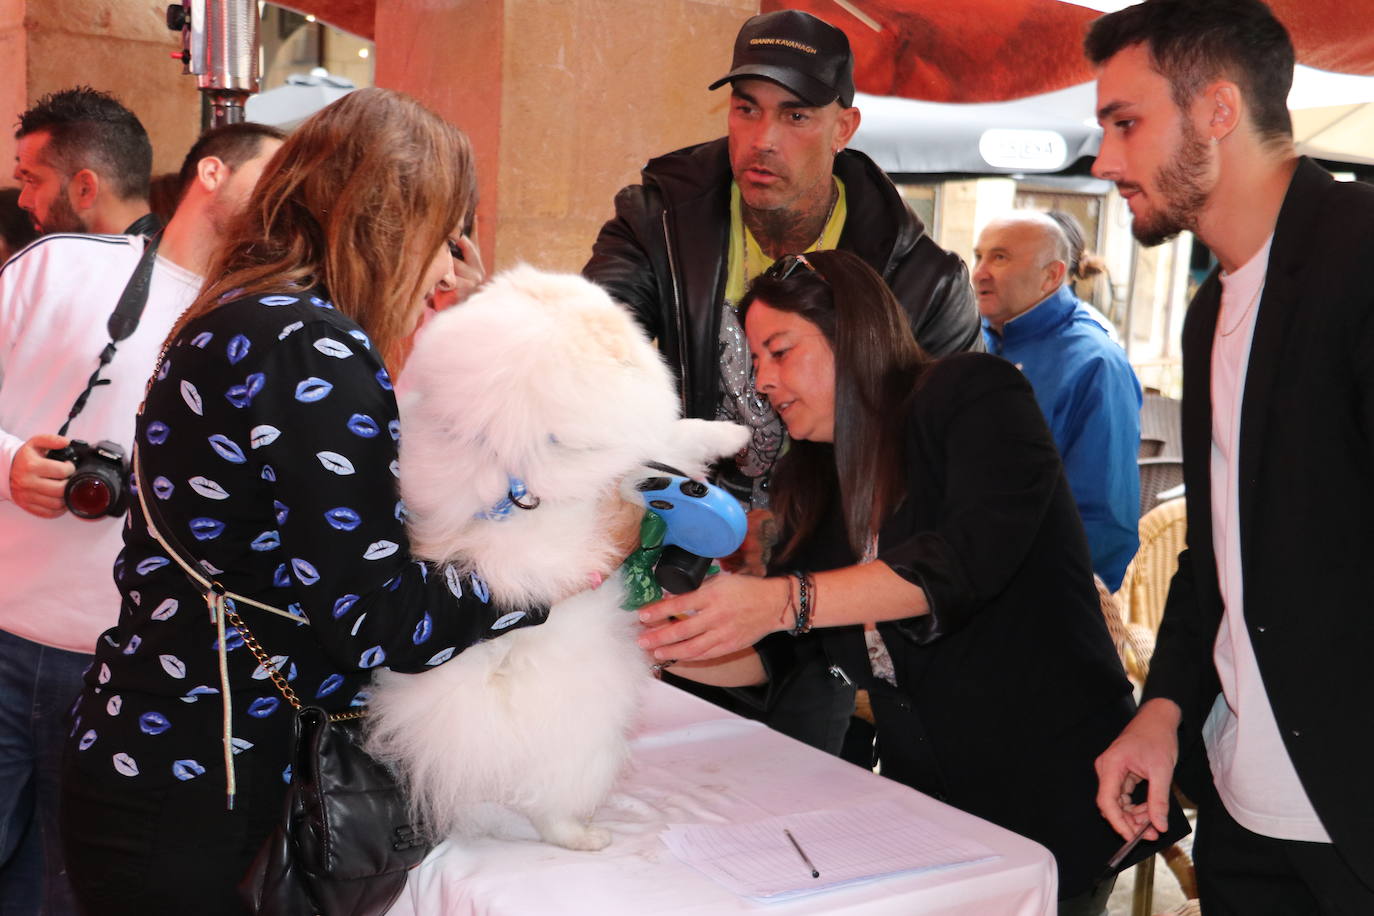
1202, 234, 1329, 842
0, 233, 201, 653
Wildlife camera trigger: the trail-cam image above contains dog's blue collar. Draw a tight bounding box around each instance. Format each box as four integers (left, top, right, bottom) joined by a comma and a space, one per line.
474, 476, 541, 521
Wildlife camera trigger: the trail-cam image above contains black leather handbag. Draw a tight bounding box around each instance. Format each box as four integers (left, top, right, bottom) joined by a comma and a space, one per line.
238, 704, 430, 916
132, 448, 431, 916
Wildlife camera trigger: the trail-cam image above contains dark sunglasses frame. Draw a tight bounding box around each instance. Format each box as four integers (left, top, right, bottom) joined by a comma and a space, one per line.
764, 253, 824, 282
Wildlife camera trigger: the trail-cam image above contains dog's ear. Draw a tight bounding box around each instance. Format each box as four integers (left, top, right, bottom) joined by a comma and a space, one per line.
660, 419, 751, 478
584, 308, 635, 365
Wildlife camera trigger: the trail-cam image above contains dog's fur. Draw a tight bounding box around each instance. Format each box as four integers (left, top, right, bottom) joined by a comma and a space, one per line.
365, 266, 747, 851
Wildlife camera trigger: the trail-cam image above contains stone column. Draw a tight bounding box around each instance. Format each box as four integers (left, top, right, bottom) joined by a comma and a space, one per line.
0, 0, 202, 183
375, 0, 757, 273
2, 0, 756, 274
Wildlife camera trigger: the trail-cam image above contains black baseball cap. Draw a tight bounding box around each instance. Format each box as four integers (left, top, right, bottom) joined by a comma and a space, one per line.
709, 10, 855, 108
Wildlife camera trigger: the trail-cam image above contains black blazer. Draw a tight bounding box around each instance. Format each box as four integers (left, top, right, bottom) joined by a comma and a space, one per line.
1143, 158, 1374, 885
760, 353, 1179, 898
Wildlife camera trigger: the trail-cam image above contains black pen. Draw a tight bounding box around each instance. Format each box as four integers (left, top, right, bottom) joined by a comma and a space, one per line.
784, 828, 820, 879
1106, 818, 1153, 872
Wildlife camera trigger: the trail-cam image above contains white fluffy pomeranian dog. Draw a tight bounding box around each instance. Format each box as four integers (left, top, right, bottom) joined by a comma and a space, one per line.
365, 265, 747, 851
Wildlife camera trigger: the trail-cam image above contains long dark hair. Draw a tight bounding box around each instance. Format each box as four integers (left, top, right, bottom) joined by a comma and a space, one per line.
741, 249, 927, 561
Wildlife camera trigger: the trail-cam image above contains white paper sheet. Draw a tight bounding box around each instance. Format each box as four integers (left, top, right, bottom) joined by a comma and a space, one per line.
661, 799, 1001, 901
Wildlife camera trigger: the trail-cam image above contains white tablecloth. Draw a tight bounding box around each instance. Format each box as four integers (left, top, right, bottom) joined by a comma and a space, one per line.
386, 678, 1056, 915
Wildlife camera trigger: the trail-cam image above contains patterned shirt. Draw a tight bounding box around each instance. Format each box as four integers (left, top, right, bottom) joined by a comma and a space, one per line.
66, 287, 544, 789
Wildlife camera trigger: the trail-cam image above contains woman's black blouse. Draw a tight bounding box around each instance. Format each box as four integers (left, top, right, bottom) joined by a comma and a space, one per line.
66, 288, 543, 789
759, 353, 1143, 897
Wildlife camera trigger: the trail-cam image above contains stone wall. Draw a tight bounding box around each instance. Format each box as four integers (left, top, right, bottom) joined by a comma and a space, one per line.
375, 0, 756, 273
0, 0, 201, 183
2, 0, 756, 275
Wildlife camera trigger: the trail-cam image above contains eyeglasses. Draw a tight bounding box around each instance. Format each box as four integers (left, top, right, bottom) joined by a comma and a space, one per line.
764, 253, 824, 283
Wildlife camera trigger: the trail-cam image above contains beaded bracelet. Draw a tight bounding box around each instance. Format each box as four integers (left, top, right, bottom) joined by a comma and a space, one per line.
790, 570, 814, 636
777, 574, 796, 630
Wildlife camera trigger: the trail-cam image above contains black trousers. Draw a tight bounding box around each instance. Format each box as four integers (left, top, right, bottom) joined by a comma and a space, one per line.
59, 749, 284, 916
1195, 796, 1374, 915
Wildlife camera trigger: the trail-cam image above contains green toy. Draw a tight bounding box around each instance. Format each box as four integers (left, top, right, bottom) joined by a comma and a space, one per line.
619, 510, 719, 610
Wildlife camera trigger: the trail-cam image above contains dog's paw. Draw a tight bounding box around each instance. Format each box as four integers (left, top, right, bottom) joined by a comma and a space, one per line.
532, 816, 613, 851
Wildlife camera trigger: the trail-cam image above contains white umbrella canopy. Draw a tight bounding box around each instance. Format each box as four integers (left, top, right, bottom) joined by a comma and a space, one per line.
851, 65, 1374, 176
245, 69, 356, 130
851, 83, 1102, 175
1294, 106, 1374, 166
1287, 67, 1374, 167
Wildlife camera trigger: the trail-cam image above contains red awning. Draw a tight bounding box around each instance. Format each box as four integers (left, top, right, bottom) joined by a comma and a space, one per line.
762, 0, 1374, 103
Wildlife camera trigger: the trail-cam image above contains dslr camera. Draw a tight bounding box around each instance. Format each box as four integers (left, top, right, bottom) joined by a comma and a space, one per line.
46, 439, 129, 519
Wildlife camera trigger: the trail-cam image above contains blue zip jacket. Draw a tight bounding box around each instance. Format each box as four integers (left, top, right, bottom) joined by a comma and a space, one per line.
983, 285, 1141, 590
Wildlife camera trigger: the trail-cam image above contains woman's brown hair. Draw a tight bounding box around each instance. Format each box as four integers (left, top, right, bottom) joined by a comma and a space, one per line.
740, 249, 927, 562
172, 87, 476, 372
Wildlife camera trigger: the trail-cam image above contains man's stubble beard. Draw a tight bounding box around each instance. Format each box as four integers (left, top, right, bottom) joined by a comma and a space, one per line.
40, 182, 88, 235
1132, 119, 1212, 248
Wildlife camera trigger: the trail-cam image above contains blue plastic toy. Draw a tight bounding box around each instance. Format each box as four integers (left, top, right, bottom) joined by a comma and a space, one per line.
635, 465, 746, 594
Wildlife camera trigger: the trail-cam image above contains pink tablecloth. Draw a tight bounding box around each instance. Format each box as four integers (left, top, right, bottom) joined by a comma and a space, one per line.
386, 678, 1056, 915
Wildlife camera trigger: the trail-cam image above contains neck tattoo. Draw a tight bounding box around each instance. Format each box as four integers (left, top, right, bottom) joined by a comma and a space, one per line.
743, 182, 838, 269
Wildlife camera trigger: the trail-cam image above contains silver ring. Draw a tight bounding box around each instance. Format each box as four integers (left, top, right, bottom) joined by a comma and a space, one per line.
509, 490, 540, 511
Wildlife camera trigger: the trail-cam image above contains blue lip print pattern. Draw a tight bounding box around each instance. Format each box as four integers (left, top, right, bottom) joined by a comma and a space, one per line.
189, 517, 225, 541
139, 712, 171, 735
292, 558, 321, 585
227, 334, 251, 364
315, 673, 344, 698
173, 759, 205, 781
296, 377, 333, 403
347, 413, 379, 437
251, 530, 281, 551
247, 696, 280, 718
225, 372, 266, 408
76, 289, 550, 787
412, 614, 433, 645
208, 434, 247, 463
325, 507, 361, 531
135, 556, 170, 576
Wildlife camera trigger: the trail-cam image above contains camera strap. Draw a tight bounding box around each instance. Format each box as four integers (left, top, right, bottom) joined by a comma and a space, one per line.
57, 233, 162, 438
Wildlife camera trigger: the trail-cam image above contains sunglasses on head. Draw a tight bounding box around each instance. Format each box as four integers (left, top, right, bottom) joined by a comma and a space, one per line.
764, 253, 825, 283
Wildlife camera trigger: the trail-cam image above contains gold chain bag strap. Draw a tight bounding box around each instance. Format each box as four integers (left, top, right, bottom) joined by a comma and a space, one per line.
131, 445, 429, 916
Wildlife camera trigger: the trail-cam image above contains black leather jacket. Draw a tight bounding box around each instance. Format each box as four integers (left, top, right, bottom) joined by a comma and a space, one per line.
583, 137, 980, 420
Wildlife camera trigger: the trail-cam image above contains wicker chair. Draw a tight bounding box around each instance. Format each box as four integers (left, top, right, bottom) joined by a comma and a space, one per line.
1118, 497, 1187, 636
1112, 497, 1198, 914
1139, 437, 1165, 459
1141, 393, 1182, 459
1138, 457, 1185, 519
1095, 577, 1155, 689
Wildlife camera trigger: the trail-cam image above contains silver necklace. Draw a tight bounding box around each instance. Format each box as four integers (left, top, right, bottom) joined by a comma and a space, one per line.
1219, 280, 1263, 337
